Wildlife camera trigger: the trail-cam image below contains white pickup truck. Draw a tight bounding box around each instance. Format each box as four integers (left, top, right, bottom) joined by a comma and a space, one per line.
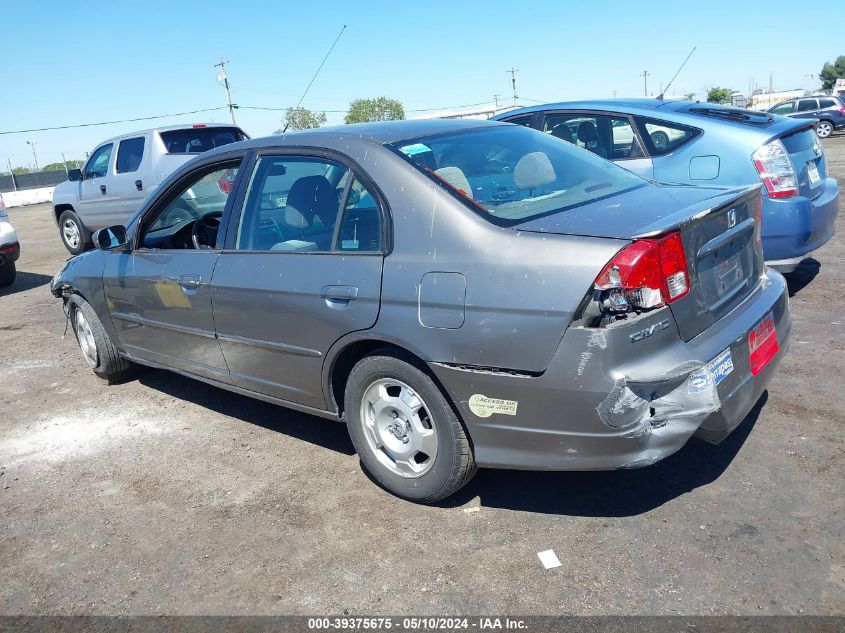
52, 123, 247, 254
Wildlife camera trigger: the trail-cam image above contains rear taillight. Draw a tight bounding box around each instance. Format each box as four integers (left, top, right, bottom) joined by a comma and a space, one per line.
752, 139, 797, 199
594, 231, 690, 314
0, 242, 19, 254
839, 107, 845, 115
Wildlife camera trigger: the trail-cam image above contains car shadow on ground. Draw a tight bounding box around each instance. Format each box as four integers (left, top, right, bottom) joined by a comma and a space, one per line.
0, 271, 53, 297
436, 392, 768, 517
137, 369, 356, 456
785, 258, 820, 297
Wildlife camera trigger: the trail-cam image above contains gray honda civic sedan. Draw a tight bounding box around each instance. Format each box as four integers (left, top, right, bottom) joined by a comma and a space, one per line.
51, 119, 791, 502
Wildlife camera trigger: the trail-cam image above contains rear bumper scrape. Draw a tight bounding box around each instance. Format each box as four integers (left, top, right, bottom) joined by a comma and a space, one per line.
596, 359, 720, 460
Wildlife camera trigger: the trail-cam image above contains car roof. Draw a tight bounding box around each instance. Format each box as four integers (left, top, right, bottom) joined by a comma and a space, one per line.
200, 118, 511, 157
93, 123, 244, 147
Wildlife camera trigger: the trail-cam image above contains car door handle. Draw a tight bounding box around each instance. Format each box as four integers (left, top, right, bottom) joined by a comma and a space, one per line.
135, 179, 143, 191
99, 184, 107, 195
320, 285, 358, 308
177, 275, 203, 288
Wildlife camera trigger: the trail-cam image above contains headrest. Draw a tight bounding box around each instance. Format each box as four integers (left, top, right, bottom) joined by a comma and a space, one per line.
513, 152, 556, 190
435, 166, 473, 199
577, 121, 599, 143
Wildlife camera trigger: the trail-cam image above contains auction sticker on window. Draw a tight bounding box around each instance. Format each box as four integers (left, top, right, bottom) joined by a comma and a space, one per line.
688, 348, 734, 393
468, 394, 518, 418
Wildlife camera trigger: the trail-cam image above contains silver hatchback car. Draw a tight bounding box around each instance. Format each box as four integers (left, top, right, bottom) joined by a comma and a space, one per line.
52, 119, 791, 502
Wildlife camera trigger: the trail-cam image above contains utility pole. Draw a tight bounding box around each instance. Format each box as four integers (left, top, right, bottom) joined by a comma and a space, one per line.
7, 159, 17, 191
805, 74, 815, 93
493, 94, 501, 107
641, 70, 650, 97
60, 152, 69, 176
612, 90, 618, 99
506, 67, 519, 106
26, 140, 39, 172
214, 57, 237, 125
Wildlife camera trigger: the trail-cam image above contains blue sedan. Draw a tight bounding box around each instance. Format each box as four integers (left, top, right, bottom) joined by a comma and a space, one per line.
493, 99, 839, 273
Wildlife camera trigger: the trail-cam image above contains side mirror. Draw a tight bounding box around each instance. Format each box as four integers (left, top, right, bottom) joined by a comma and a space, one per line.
93, 225, 128, 251
68, 168, 83, 182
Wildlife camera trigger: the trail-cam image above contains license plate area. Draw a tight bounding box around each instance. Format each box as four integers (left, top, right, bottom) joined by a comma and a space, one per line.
749, 312, 778, 376
808, 161, 821, 185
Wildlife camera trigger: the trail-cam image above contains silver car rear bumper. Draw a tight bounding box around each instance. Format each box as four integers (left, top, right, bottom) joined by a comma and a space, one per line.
431, 272, 791, 471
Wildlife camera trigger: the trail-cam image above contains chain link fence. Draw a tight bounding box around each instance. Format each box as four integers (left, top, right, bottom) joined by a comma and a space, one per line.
0, 170, 68, 193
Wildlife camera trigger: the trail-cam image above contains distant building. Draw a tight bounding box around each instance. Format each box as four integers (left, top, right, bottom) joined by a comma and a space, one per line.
413, 103, 522, 121
834, 78, 845, 100
747, 89, 804, 111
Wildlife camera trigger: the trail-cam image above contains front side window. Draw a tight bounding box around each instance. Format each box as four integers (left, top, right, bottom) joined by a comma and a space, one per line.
390, 125, 646, 226
543, 113, 644, 160
141, 163, 240, 249
635, 118, 700, 156
116, 137, 145, 174
85, 144, 113, 179
770, 102, 794, 115
236, 156, 347, 252
796, 99, 818, 112
500, 114, 534, 128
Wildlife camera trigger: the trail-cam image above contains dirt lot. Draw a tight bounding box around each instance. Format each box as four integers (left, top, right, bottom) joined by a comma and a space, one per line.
1, 137, 843, 616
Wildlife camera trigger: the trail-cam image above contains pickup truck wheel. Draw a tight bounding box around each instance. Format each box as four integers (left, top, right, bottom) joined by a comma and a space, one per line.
70, 297, 132, 381
345, 352, 477, 503
0, 261, 15, 288
816, 120, 833, 139
58, 209, 90, 255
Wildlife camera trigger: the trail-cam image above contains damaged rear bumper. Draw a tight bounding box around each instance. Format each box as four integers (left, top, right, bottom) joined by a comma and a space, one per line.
430, 271, 791, 471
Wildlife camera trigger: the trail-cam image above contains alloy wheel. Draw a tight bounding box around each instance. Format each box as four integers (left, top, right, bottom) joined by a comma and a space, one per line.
63, 218, 81, 249
817, 121, 833, 139
359, 378, 438, 478
75, 309, 98, 368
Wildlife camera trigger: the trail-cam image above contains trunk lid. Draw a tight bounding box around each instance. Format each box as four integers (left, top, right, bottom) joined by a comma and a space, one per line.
514, 183, 765, 341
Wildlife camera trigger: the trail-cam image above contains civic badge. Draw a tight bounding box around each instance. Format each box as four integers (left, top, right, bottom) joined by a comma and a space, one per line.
727, 208, 737, 228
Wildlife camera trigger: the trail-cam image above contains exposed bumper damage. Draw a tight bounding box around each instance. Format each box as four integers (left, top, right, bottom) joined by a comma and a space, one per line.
431, 271, 791, 471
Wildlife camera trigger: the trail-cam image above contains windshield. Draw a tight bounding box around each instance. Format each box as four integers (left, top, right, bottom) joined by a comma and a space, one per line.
389, 125, 646, 225
159, 127, 247, 154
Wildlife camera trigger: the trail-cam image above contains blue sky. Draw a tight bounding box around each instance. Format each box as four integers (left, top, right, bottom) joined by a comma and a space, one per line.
2, 0, 841, 170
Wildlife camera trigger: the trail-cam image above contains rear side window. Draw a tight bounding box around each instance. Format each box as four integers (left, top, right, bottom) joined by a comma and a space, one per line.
819, 98, 837, 109
635, 118, 700, 156
116, 137, 145, 174
159, 127, 247, 154
336, 178, 382, 252
543, 113, 645, 160
796, 99, 818, 112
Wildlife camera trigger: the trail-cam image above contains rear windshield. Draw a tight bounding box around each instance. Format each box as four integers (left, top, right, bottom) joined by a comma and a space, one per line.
388, 125, 646, 226
159, 127, 247, 154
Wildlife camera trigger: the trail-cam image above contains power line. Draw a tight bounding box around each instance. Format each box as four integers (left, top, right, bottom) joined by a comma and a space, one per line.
0, 107, 227, 136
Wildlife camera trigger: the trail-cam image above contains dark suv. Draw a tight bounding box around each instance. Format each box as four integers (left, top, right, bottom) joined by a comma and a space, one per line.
768, 96, 845, 138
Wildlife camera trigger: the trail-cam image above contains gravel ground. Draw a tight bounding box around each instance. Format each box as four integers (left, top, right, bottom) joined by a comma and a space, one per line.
1, 136, 843, 616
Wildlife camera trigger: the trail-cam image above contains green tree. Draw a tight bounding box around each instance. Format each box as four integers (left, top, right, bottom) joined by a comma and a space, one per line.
11, 166, 31, 175
42, 160, 83, 172
819, 55, 845, 91
344, 97, 405, 124
274, 107, 327, 133
684, 92, 696, 100
706, 87, 732, 104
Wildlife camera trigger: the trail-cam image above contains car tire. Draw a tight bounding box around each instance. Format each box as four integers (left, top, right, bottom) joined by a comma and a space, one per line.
70, 296, 132, 381
0, 261, 15, 288
816, 120, 834, 139
345, 351, 477, 503
58, 209, 91, 255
